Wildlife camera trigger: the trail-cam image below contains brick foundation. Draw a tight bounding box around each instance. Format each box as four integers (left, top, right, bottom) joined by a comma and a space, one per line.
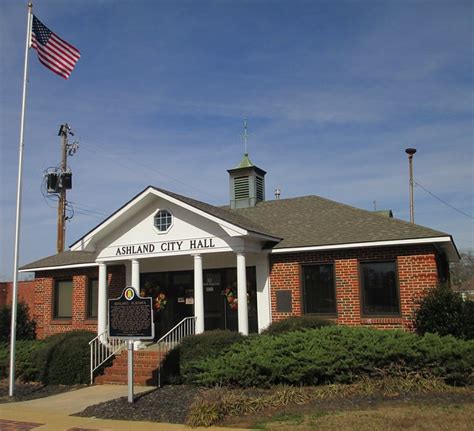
269, 245, 440, 331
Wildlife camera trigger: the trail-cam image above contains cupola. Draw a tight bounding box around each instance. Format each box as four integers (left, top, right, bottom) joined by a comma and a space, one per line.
227, 153, 266, 209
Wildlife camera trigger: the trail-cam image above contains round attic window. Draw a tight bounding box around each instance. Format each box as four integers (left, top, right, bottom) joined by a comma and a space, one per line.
154, 209, 172, 233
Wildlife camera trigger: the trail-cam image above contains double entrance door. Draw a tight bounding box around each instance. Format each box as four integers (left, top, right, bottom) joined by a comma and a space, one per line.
140, 267, 257, 338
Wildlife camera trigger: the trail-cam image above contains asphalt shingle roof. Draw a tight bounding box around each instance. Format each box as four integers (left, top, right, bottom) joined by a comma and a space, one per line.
20, 189, 450, 271
20, 251, 97, 271
227, 195, 448, 249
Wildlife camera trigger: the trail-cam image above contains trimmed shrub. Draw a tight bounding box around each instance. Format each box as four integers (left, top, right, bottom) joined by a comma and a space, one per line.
0, 302, 36, 341
186, 326, 474, 387
161, 329, 245, 383
0, 339, 46, 381
262, 315, 334, 335
36, 330, 94, 385
463, 300, 474, 340
414, 286, 473, 340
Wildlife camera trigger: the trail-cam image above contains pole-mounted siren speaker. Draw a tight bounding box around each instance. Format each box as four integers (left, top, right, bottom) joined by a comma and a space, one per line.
46, 172, 59, 193
61, 172, 72, 190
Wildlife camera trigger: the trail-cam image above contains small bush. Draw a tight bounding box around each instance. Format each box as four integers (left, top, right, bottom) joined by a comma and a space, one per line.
0, 340, 46, 381
187, 326, 474, 387
262, 315, 334, 335
0, 331, 93, 384
0, 302, 36, 341
161, 329, 245, 384
36, 330, 94, 385
463, 301, 474, 340
414, 286, 473, 339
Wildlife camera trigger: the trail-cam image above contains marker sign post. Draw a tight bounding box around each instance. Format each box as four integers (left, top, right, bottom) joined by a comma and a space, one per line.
108, 287, 154, 403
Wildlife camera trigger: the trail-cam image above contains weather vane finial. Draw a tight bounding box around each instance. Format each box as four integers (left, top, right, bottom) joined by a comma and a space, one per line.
243, 118, 248, 155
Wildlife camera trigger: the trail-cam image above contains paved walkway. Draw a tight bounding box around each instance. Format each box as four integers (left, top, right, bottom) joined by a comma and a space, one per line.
0, 385, 243, 431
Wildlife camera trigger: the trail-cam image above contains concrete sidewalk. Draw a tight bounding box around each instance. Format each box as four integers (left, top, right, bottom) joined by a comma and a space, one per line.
0, 385, 243, 431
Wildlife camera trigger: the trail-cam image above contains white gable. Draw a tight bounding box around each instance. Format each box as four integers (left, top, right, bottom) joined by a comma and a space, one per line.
96, 196, 244, 261
70, 188, 259, 262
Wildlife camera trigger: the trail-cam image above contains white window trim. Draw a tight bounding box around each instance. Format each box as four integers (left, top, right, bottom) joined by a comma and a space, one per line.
153, 208, 174, 234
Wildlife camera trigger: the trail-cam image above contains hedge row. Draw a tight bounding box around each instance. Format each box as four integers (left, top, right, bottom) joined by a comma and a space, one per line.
0, 330, 94, 385
161, 329, 244, 383
183, 326, 474, 387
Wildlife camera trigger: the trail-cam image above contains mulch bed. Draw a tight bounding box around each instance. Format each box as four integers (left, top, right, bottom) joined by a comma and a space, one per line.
75, 384, 474, 427
0, 380, 85, 403
74, 385, 205, 424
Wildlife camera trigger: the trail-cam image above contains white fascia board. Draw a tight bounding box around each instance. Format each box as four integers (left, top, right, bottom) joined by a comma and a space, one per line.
271, 236, 453, 254
247, 231, 282, 242
19, 262, 99, 273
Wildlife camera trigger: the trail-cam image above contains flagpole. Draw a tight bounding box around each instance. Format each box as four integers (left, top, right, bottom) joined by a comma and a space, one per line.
9, 2, 33, 397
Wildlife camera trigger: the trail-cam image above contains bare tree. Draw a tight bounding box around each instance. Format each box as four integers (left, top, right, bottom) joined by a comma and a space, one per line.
450, 250, 474, 290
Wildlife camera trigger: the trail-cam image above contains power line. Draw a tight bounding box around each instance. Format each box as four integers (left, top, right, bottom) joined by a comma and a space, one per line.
67, 200, 109, 217
80, 144, 221, 201
415, 181, 473, 220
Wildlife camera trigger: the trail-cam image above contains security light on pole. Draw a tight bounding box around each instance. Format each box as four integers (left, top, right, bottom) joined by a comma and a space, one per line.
405, 148, 417, 223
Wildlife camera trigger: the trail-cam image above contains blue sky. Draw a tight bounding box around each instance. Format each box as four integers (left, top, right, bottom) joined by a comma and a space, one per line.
0, 0, 472, 280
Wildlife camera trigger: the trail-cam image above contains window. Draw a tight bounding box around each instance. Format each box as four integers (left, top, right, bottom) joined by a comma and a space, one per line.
88, 278, 98, 318
360, 261, 399, 315
302, 264, 336, 314
154, 209, 172, 232
54, 279, 73, 318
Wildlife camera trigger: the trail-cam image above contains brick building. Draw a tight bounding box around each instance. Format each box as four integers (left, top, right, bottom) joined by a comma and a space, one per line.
0, 281, 35, 318
20, 154, 459, 340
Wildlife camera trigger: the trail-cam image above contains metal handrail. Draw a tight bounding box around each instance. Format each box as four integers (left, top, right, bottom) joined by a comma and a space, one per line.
89, 329, 127, 384
157, 316, 197, 387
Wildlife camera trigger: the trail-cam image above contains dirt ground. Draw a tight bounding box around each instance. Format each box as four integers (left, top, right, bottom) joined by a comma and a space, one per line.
0, 380, 85, 403
223, 391, 474, 430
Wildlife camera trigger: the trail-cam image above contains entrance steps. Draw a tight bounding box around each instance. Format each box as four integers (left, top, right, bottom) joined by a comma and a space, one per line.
94, 348, 167, 386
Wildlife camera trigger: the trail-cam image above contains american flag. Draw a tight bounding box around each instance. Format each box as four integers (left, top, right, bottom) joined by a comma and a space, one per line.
31, 15, 80, 80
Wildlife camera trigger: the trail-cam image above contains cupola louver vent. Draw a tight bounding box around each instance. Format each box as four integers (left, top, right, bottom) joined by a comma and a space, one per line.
256, 176, 264, 201
234, 176, 250, 199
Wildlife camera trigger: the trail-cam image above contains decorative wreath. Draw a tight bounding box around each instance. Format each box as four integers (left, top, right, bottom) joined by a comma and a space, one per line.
154, 292, 168, 311
224, 287, 249, 310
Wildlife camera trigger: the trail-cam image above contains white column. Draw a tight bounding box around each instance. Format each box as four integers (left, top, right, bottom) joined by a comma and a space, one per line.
237, 252, 249, 335
256, 254, 272, 333
193, 254, 205, 334
131, 259, 143, 350
125, 260, 132, 287
131, 259, 140, 293
98, 262, 107, 339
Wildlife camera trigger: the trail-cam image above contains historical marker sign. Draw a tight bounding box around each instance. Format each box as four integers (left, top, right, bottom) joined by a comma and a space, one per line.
108, 287, 154, 339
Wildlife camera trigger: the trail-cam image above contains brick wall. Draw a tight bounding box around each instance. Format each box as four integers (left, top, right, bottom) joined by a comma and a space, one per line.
269, 245, 440, 331
0, 281, 36, 318
34, 265, 125, 339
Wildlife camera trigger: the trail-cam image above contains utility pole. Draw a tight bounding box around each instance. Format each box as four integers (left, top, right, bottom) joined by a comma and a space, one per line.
405, 148, 417, 224
56, 124, 76, 253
